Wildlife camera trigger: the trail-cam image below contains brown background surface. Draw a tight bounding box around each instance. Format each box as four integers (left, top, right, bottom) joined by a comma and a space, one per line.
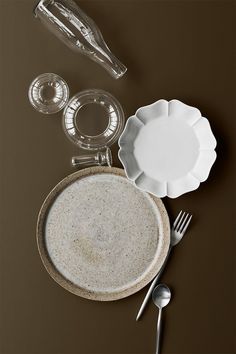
0, 0, 235, 353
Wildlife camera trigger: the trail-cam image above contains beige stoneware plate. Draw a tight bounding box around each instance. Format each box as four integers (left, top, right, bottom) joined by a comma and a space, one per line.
37, 167, 170, 301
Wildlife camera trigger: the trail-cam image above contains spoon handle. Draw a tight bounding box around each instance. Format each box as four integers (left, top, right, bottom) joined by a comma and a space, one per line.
136, 247, 172, 321
156, 307, 162, 354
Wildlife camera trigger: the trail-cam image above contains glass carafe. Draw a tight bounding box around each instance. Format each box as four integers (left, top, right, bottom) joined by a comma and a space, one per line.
34, 0, 127, 79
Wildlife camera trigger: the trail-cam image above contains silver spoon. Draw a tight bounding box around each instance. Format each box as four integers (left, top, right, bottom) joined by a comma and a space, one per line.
152, 284, 171, 354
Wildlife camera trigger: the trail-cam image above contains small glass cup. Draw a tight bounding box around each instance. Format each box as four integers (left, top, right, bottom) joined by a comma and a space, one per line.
71, 148, 112, 168
28, 73, 69, 114
63, 89, 125, 150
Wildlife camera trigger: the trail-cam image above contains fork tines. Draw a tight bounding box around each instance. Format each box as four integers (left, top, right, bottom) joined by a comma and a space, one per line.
173, 210, 192, 235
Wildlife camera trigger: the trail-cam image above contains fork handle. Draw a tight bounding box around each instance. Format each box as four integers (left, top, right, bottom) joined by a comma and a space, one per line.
136, 247, 172, 321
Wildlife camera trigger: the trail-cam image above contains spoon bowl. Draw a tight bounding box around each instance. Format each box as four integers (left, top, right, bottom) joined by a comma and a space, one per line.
152, 284, 171, 309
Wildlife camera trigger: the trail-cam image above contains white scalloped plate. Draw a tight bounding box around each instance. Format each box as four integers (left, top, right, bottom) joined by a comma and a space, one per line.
118, 99, 217, 198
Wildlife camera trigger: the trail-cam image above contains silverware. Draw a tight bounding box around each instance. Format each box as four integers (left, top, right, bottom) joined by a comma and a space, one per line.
136, 210, 192, 321
152, 284, 171, 354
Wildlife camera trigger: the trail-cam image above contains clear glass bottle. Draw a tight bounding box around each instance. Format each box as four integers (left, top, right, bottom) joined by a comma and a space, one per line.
34, 0, 127, 79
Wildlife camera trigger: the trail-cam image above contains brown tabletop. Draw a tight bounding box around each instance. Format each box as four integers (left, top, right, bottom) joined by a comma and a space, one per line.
0, 1, 235, 353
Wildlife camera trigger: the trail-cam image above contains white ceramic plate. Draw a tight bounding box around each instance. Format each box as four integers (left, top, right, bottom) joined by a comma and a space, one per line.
118, 99, 217, 198
37, 167, 170, 301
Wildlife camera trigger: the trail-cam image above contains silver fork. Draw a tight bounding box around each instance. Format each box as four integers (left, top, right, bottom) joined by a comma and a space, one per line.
136, 210, 192, 321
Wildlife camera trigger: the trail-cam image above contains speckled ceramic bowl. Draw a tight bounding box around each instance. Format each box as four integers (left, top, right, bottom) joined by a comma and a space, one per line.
36, 167, 170, 301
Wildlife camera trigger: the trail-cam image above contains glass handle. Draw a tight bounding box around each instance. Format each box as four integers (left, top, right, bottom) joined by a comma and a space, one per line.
71, 148, 112, 168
